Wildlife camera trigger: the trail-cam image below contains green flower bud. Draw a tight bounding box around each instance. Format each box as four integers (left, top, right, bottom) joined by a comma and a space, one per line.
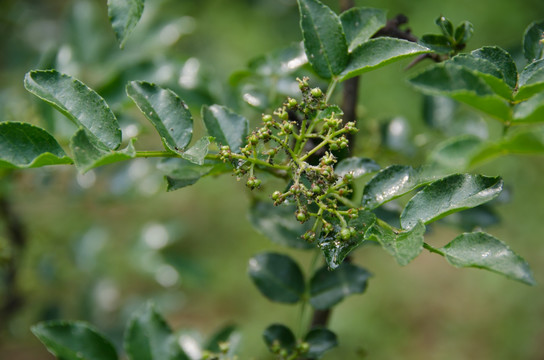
311, 87, 323, 98
287, 98, 297, 108
340, 227, 351, 240
296, 211, 308, 223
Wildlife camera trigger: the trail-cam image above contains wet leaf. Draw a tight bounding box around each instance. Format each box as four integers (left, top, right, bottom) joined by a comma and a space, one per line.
334, 157, 380, 178
202, 105, 248, 153
367, 221, 425, 266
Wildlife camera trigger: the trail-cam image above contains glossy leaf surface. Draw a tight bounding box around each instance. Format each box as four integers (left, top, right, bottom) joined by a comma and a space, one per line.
428, 135, 484, 172
409, 63, 512, 121
309, 263, 371, 309
523, 20, 544, 63
157, 158, 221, 191
340, 7, 386, 52
32, 321, 117, 360
340, 38, 430, 81
297, 0, 348, 79
318, 210, 376, 269
107, 0, 144, 48
515, 59, 544, 100
304, 328, 338, 359
126, 81, 193, 153
248, 252, 305, 304
263, 324, 296, 354
70, 129, 135, 173
24, 70, 121, 149
201, 105, 248, 152
180, 136, 212, 165
0, 122, 72, 168
248, 201, 313, 249
125, 303, 189, 360
367, 221, 426, 266
334, 157, 380, 178
362, 165, 435, 209
400, 174, 503, 230
438, 232, 535, 285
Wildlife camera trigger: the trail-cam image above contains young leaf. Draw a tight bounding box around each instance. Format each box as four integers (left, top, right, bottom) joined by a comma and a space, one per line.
263, 324, 296, 354
0, 122, 72, 169
437, 232, 535, 285
317, 210, 376, 269
204, 325, 240, 354
126, 81, 193, 153
334, 157, 380, 179
361, 165, 436, 209
297, 0, 348, 79
400, 174, 503, 230
419, 34, 453, 54
31, 321, 117, 360
157, 158, 221, 192
454, 21, 474, 44
248, 252, 305, 304
70, 129, 135, 173
248, 201, 313, 249
409, 63, 512, 121
339, 7, 387, 52
523, 20, 544, 63
515, 59, 544, 101
436, 16, 454, 38
304, 328, 338, 359
107, 0, 144, 48
367, 221, 426, 266
309, 263, 371, 309
124, 303, 189, 360
180, 136, 212, 165
340, 38, 430, 81
201, 105, 248, 152
24, 70, 121, 150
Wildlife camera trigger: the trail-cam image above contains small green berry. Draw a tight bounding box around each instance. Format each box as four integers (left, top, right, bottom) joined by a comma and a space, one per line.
296, 211, 308, 223
311, 87, 323, 98
262, 114, 273, 123
287, 98, 297, 108
340, 227, 351, 240
311, 183, 321, 194
272, 191, 281, 201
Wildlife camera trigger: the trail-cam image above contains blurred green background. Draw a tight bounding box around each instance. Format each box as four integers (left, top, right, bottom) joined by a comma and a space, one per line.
1, 0, 543, 359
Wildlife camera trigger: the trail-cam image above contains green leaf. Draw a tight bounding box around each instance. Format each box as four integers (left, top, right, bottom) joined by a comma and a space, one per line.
513, 92, 544, 123
515, 59, 544, 101
367, 221, 426, 266
339, 7, 387, 52
125, 303, 189, 360
70, 129, 135, 173
304, 328, 338, 359
204, 325, 240, 354
297, 0, 348, 79
523, 20, 544, 63
340, 38, 430, 81
0, 122, 72, 169
409, 63, 512, 121
107, 0, 144, 48
428, 135, 485, 172
362, 165, 436, 209
248, 252, 305, 304
263, 324, 296, 354
24, 70, 121, 150
157, 158, 222, 191
419, 34, 453, 54
126, 81, 193, 153
31, 321, 117, 360
454, 21, 474, 44
471, 47, 517, 89
248, 201, 313, 249
309, 263, 371, 309
400, 174, 503, 230
436, 16, 454, 38
334, 157, 380, 179
180, 136, 212, 165
317, 210, 376, 269
201, 105, 248, 152
437, 232, 535, 285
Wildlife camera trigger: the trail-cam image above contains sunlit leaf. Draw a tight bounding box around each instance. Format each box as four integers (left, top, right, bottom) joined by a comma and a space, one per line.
0, 122, 72, 169
400, 174, 503, 230
297, 0, 348, 79
24, 70, 122, 150
437, 232, 535, 285
107, 0, 144, 48
32, 321, 117, 360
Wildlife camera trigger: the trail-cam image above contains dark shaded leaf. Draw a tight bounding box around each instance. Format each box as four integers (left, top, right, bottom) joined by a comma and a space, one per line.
124, 303, 189, 360
309, 263, 371, 309
340, 38, 430, 81
400, 174, 503, 230
419, 34, 452, 54
248, 252, 305, 304
334, 157, 380, 179
24, 70, 121, 150
454, 21, 474, 44
436, 16, 454, 38
367, 221, 425, 266
438, 232, 535, 285
304, 328, 338, 359
107, 0, 144, 48
32, 321, 117, 360
523, 20, 544, 63
157, 158, 222, 191
263, 324, 296, 354
126, 81, 193, 153
340, 7, 387, 52
0, 122, 72, 168
297, 0, 348, 79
